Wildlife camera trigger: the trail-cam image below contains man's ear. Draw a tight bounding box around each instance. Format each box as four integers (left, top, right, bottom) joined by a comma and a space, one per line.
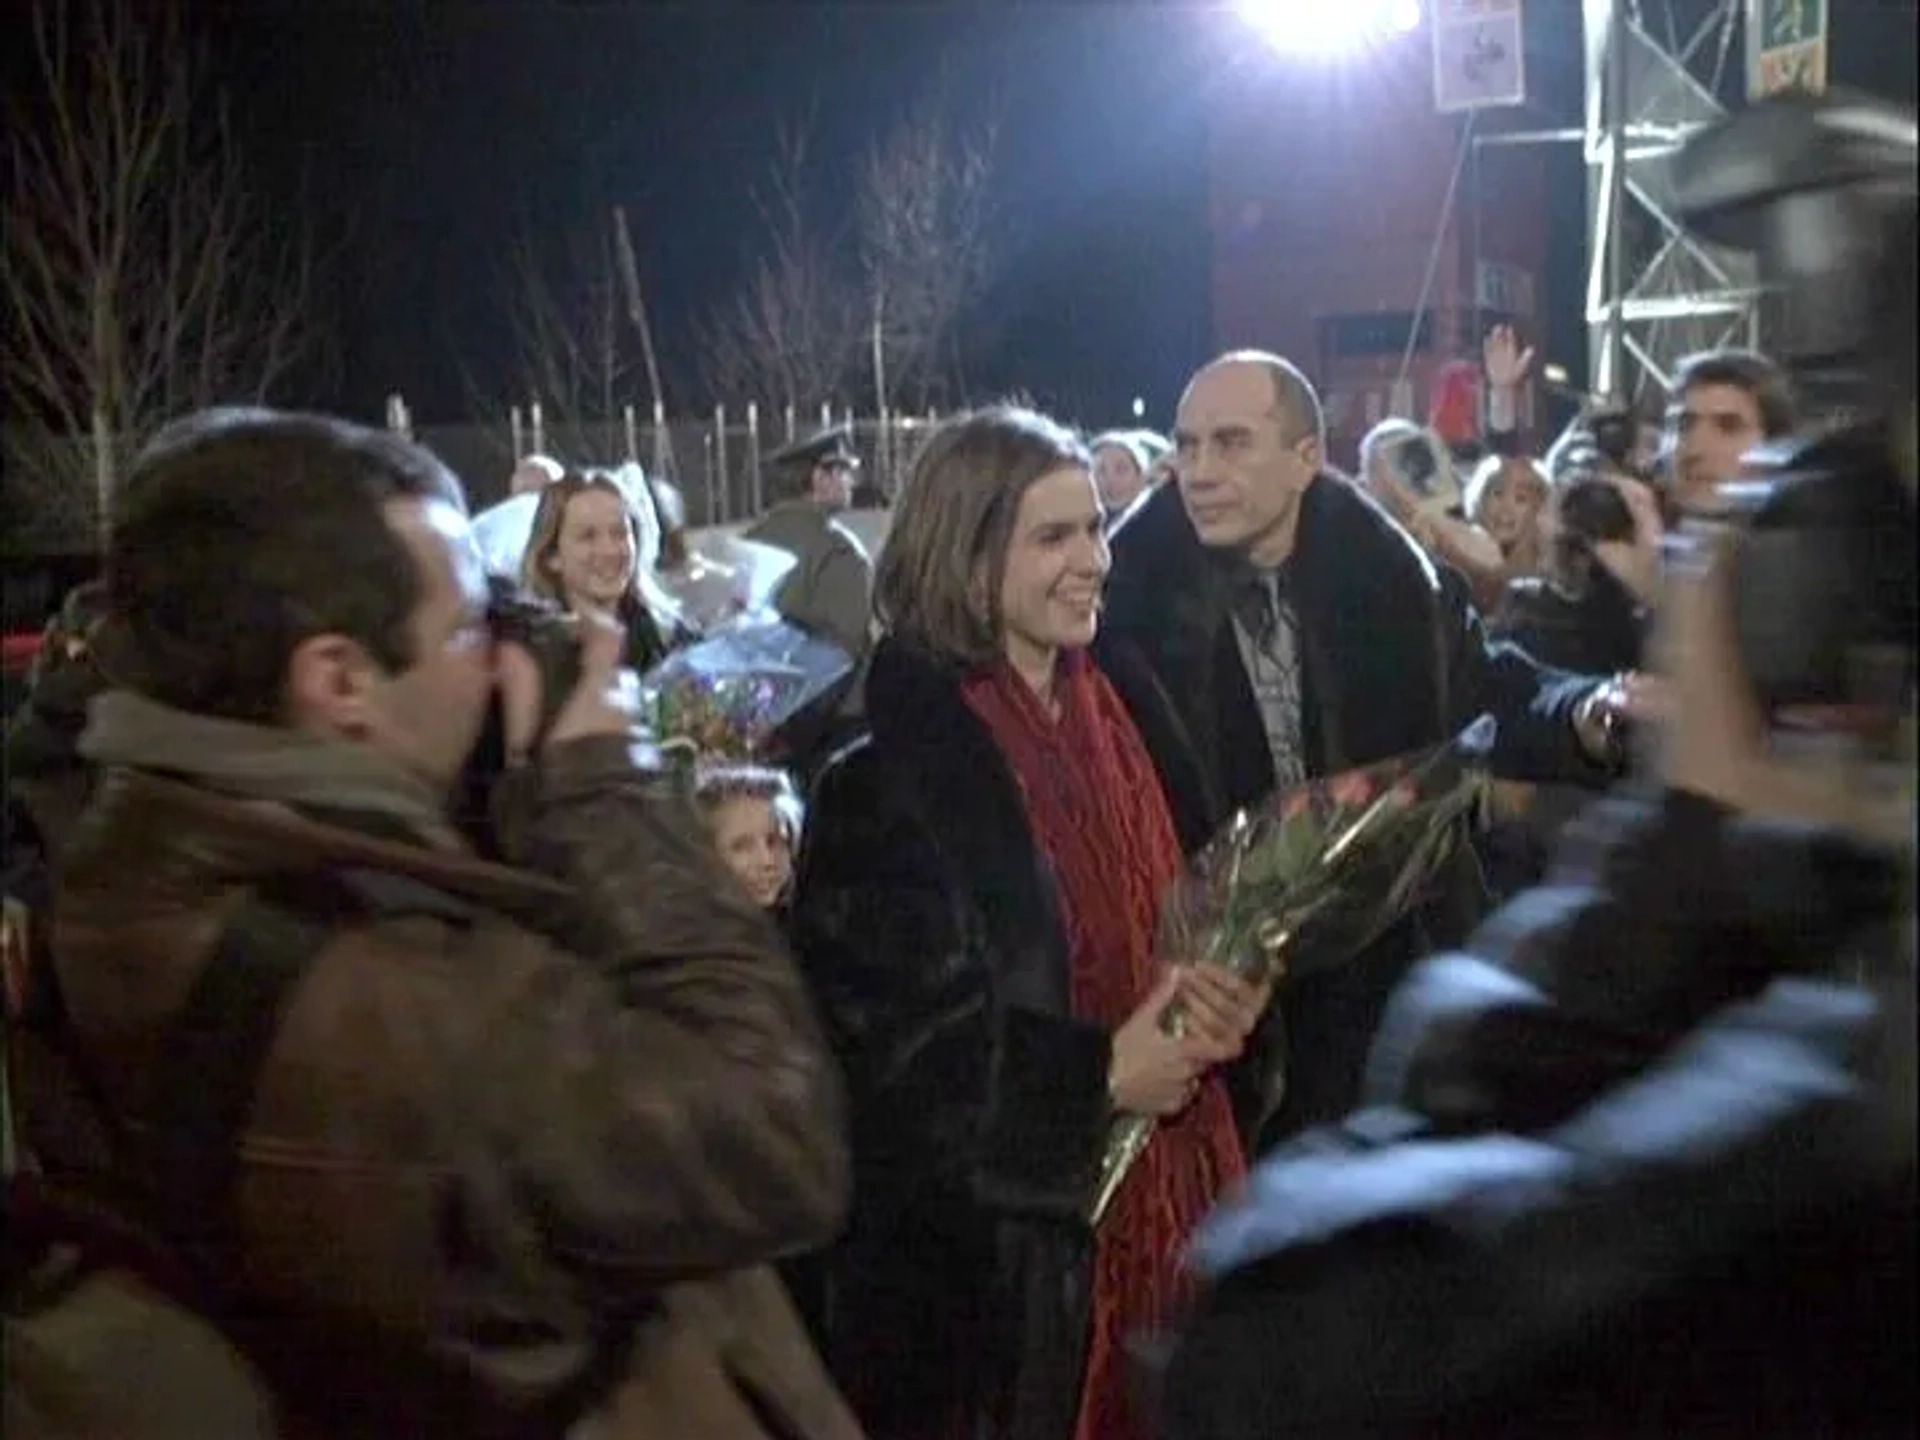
1299, 433, 1325, 475
284, 633, 380, 737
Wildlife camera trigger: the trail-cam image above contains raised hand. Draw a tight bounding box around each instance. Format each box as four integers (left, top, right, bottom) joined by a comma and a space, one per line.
1484, 324, 1536, 391
496, 609, 643, 760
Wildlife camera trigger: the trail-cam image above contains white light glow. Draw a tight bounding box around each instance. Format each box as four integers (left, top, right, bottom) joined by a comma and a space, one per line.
1236, 0, 1422, 57
1131, 396, 1147, 419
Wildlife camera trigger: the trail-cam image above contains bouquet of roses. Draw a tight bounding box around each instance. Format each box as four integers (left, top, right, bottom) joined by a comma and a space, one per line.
1088, 715, 1498, 1227
639, 619, 854, 766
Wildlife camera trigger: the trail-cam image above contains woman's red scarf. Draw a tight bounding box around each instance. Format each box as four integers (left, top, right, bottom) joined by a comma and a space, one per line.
963, 650, 1246, 1440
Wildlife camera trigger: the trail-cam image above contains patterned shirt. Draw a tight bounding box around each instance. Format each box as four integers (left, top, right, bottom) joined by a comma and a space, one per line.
1229, 570, 1308, 789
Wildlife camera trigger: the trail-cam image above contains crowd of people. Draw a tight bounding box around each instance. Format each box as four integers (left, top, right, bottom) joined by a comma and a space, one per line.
2, 90, 1914, 1440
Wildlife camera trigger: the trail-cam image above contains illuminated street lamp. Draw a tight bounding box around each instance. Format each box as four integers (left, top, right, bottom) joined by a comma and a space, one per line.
1235, 0, 1422, 57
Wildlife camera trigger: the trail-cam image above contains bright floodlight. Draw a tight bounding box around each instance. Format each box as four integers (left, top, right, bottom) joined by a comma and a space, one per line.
1236, 0, 1422, 57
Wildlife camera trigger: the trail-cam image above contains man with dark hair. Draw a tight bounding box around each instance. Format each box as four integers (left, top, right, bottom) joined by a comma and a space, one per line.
1098, 352, 1634, 1149
6, 408, 858, 1439
1667, 347, 1797, 515
745, 426, 874, 657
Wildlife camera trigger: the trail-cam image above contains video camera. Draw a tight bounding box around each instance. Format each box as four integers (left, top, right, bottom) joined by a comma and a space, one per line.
1670, 91, 1917, 727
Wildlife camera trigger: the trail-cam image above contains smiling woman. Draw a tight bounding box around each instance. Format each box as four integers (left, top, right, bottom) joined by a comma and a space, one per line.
792, 404, 1260, 1440
517, 471, 685, 672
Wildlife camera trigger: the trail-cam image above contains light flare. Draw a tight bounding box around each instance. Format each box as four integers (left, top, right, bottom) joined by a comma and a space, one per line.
1235, 0, 1423, 58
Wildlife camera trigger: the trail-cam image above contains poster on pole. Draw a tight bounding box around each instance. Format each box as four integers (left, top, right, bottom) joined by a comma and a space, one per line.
1432, 0, 1527, 114
1747, 0, 1828, 99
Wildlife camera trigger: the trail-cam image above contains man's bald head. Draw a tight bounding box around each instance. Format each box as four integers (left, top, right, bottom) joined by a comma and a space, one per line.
1190, 351, 1326, 449
1173, 351, 1327, 567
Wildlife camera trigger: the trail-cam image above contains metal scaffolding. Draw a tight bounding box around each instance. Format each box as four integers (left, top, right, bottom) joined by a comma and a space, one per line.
1583, 0, 1761, 403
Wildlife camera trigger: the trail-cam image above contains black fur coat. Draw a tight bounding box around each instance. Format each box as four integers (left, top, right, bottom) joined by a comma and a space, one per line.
786, 635, 1210, 1440
1095, 475, 1605, 1144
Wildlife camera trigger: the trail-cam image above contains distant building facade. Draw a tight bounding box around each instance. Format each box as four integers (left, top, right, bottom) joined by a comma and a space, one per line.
1206, 30, 1552, 463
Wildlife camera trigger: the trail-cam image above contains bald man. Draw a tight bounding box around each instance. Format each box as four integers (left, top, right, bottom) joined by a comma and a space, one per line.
1095, 351, 1625, 1148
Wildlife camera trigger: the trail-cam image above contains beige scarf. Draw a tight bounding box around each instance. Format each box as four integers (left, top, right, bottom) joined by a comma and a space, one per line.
81, 689, 464, 851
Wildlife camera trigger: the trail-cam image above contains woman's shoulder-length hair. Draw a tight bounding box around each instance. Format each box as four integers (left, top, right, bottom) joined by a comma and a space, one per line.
519, 467, 683, 631
873, 404, 1091, 667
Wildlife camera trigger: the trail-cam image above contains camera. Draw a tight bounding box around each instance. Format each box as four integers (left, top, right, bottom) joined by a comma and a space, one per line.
452, 578, 583, 855
1671, 91, 1917, 728
1586, 407, 1645, 480
1383, 430, 1463, 514
1389, 434, 1438, 493
1725, 431, 1914, 720
483, 578, 584, 730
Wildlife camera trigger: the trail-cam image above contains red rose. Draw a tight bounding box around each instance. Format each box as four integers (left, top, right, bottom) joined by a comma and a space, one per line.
1327, 771, 1375, 810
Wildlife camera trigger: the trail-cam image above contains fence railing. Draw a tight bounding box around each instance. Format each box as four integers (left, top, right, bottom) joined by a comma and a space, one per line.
2, 405, 948, 553
414, 401, 947, 521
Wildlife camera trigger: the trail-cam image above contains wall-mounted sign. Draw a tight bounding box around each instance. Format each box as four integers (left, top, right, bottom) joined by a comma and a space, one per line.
1433, 0, 1527, 114
1748, 0, 1828, 100
1475, 260, 1537, 318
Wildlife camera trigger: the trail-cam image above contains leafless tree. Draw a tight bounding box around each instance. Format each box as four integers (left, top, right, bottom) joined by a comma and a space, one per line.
505, 220, 637, 429
1, 0, 324, 548
856, 87, 999, 410
696, 118, 862, 413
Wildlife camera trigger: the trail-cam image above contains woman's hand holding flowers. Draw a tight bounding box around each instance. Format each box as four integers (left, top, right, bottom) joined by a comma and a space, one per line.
1109, 971, 1238, 1117
1175, 963, 1272, 1057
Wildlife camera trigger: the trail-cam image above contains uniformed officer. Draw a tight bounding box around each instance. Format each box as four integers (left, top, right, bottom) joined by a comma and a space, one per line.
744, 427, 874, 658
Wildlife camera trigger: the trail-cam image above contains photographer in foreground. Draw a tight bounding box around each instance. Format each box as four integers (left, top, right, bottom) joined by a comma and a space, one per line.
5, 410, 857, 1439
1162, 91, 1916, 1439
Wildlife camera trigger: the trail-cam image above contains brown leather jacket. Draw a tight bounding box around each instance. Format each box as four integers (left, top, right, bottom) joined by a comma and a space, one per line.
17, 734, 859, 1439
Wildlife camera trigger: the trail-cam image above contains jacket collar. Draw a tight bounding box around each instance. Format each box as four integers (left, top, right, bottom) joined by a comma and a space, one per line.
1106, 473, 1450, 788
65, 767, 570, 928
82, 689, 462, 852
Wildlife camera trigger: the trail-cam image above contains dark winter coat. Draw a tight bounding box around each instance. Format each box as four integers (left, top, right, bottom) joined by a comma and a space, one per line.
1161, 788, 1914, 1439
1095, 474, 1605, 1144
1494, 563, 1648, 678
785, 635, 1211, 1440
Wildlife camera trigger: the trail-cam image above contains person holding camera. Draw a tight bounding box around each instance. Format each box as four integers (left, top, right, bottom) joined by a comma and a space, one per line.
1495, 471, 1659, 681
4, 410, 858, 1440
1356, 420, 1506, 609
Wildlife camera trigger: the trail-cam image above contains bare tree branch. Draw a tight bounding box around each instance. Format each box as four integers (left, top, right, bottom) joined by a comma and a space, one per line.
856, 82, 1000, 410
2, 0, 326, 549
503, 217, 642, 437
696, 114, 861, 413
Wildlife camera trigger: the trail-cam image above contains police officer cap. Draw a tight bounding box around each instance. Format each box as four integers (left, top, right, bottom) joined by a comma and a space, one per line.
768, 426, 861, 472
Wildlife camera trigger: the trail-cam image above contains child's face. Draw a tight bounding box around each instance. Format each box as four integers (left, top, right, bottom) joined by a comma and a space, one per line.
709, 796, 794, 909
1478, 462, 1548, 551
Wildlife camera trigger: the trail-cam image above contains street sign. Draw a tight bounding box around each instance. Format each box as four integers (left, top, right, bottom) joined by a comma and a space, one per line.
1747, 0, 1828, 100
1433, 0, 1527, 114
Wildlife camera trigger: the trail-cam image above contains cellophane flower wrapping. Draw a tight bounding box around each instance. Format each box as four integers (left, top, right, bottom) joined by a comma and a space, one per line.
654, 535, 798, 635
638, 618, 854, 767
1089, 715, 1498, 1226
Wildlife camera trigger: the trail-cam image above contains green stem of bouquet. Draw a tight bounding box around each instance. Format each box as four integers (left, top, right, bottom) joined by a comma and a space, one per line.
1086, 753, 1480, 1228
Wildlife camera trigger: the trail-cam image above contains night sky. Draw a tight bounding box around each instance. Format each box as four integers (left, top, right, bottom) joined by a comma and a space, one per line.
15, 1, 1918, 432
192, 1, 1220, 430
